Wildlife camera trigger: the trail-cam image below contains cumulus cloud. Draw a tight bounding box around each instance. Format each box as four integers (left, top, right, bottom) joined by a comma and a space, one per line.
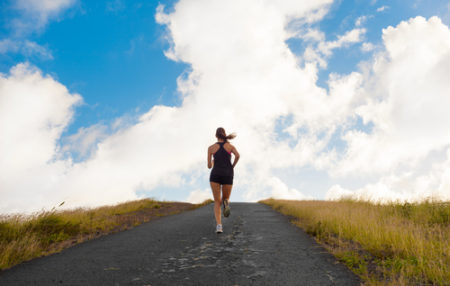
0, 63, 81, 213
61, 124, 108, 160
318, 28, 366, 56
328, 16, 450, 201
303, 27, 366, 68
11, 0, 76, 34
266, 177, 313, 200
187, 189, 212, 204
2, 1, 450, 213
2, 0, 337, 213
56, 0, 339, 208
337, 16, 450, 176
293, 28, 325, 43
327, 152, 450, 202
361, 42, 375, 52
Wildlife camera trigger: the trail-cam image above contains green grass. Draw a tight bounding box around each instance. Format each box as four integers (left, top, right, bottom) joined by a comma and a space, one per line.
260, 199, 449, 285
0, 198, 212, 270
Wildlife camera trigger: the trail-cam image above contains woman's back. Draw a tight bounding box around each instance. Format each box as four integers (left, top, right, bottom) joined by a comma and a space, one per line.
211, 142, 233, 176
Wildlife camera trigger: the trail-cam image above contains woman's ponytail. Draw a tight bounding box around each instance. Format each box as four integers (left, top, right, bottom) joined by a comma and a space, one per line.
226, 133, 236, 140
215, 127, 236, 142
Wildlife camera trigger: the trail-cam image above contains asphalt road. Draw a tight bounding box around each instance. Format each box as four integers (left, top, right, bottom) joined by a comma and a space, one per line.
0, 203, 361, 285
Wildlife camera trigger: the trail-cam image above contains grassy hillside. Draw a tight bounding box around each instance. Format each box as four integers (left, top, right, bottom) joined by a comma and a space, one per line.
0, 199, 212, 270
260, 199, 449, 286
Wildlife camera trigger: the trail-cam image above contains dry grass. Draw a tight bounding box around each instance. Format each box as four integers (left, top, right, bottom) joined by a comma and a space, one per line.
260, 199, 449, 286
0, 198, 212, 270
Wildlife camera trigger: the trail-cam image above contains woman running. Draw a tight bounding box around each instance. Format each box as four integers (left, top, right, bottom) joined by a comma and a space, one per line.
207, 127, 240, 233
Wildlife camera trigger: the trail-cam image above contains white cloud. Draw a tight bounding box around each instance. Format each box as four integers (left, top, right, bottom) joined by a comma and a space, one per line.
22, 40, 53, 59
329, 16, 450, 202
267, 177, 313, 200
187, 189, 212, 204
325, 185, 354, 200
0, 39, 20, 53
2, 1, 450, 214
376, 5, 389, 12
0, 63, 81, 213
361, 42, 375, 52
326, 153, 450, 202
355, 15, 367, 27
295, 28, 325, 43
12, 0, 76, 33
2, 0, 336, 213
16, 0, 75, 14
61, 124, 108, 160
0, 39, 53, 59
336, 16, 450, 176
304, 27, 366, 68
318, 28, 366, 56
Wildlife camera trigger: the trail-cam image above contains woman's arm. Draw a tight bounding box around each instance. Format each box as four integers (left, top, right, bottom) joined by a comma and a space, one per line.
207, 147, 213, 169
231, 145, 240, 168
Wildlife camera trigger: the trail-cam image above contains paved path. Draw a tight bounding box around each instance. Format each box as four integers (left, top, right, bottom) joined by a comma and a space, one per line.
0, 203, 360, 285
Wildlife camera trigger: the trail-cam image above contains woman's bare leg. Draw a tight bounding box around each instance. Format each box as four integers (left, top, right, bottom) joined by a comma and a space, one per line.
210, 182, 222, 225
222, 184, 232, 202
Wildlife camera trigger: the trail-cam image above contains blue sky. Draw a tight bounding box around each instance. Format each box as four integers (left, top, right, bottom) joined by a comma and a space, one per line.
1, 0, 450, 213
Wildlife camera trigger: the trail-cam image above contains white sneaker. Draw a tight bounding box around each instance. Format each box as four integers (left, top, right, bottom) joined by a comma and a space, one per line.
216, 224, 223, 233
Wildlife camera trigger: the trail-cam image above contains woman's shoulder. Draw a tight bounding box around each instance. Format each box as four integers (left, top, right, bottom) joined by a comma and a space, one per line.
225, 142, 235, 148
208, 143, 219, 150
224, 142, 236, 151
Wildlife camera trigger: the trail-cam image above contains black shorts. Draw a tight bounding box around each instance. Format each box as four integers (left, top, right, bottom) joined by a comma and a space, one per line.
209, 173, 233, 185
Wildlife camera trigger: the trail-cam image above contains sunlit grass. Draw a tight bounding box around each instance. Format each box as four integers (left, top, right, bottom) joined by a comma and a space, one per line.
0, 198, 212, 270
260, 199, 449, 285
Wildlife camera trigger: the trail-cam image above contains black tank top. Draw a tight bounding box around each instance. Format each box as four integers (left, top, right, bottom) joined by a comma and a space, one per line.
211, 142, 233, 177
